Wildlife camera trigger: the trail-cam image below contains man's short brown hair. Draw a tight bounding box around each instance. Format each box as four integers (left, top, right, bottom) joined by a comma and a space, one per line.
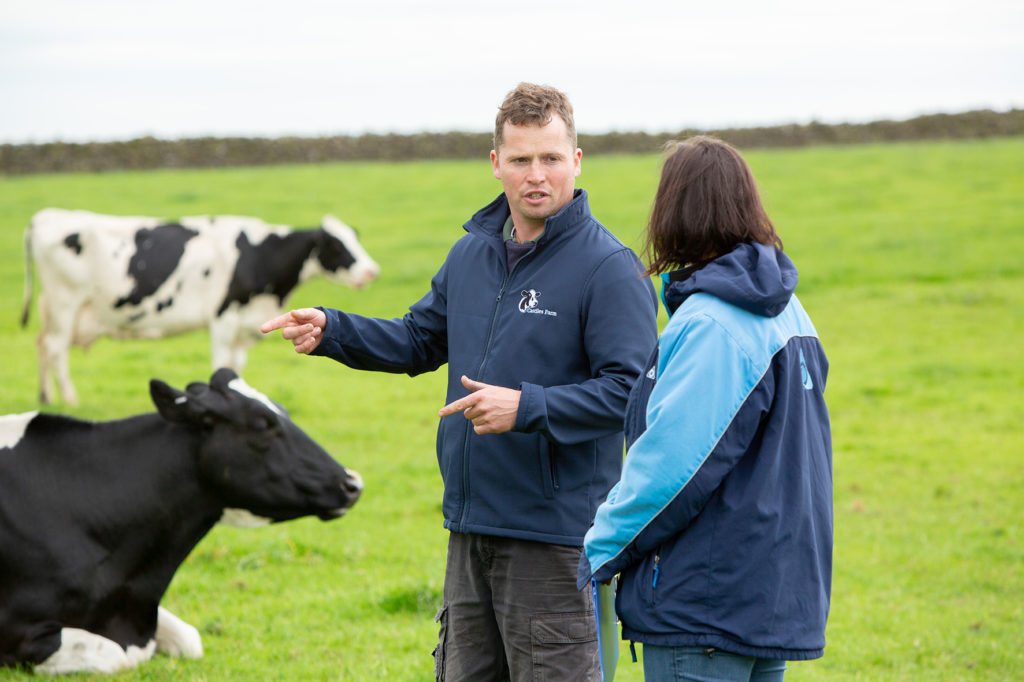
493, 83, 577, 151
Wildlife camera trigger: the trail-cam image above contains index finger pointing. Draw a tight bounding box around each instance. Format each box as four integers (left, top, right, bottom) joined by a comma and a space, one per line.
438, 393, 477, 418
260, 313, 293, 334
438, 400, 463, 418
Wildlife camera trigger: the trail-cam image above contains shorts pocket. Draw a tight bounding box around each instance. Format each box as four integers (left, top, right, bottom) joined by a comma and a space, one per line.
432, 605, 448, 681
530, 611, 599, 681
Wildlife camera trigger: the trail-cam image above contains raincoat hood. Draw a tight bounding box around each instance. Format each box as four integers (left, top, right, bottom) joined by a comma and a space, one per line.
662, 241, 798, 317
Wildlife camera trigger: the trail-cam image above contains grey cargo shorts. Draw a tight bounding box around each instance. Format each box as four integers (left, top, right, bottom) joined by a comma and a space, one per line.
433, 532, 600, 681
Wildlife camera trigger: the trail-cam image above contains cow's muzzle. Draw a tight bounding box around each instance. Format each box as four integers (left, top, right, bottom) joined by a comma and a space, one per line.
320, 469, 363, 520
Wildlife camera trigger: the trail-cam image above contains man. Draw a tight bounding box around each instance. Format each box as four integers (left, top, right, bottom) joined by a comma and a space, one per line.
261, 83, 657, 681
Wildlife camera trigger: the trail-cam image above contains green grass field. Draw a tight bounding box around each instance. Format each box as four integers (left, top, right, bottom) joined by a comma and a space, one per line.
1, 137, 1021, 680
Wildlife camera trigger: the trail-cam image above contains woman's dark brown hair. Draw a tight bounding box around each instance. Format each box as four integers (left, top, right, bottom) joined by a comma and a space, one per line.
642, 136, 782, 276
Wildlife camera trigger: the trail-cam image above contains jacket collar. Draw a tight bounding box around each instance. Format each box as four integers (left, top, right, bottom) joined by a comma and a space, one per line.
465, 189, 589, 247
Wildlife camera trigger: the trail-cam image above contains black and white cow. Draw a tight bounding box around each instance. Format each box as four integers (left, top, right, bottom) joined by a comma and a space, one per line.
21, 208, 380, 404
0, 368, 362, 674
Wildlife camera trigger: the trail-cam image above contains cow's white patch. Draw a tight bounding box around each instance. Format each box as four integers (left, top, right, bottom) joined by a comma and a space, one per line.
347, 468, 365, 492
0, 411, 37, 450
227, 377, 283, 416
219, 507, 272, 528
124, 640, 157, 668
37, 628, 132, 674
156, 606, 204, 659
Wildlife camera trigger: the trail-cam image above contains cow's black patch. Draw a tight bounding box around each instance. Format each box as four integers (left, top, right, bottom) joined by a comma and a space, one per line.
63, 233, 83, 255
157, 298, 174, 312
217, 230, 321, 315
315, 229, 356, 271
115, 224, 198, 308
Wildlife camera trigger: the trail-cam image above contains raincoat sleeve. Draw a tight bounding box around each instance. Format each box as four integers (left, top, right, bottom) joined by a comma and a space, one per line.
578, 310, 770, 587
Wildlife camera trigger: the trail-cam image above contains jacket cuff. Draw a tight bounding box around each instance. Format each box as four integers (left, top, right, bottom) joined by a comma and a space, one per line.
514, 381, 548, 433
309, 306, 336, 357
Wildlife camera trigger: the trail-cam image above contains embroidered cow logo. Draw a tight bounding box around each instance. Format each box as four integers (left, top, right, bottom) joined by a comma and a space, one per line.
519, 289, 540, 312
517, 288, 557, 317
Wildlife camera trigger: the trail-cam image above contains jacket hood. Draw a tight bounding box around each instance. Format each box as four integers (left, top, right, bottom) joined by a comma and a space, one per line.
662, 242, 798, 317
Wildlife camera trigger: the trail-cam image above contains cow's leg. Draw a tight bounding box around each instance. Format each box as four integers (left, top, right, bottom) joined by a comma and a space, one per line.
35, 293, 54, 404
209, 318, 249, 373
35, 331, 54, 405
210, 338, 240, 373
229, 342, 252, 374
35, 628, 131, 674
36, 293, 79, 405
42, 331, 78, 406
155, 606, 203, 659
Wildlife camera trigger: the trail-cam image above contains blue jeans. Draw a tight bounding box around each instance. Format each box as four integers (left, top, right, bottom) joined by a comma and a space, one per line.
642, 645, 787, 682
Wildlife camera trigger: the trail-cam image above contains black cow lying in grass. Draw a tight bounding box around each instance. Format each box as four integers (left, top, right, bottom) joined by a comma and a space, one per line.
0, 368, 362, 674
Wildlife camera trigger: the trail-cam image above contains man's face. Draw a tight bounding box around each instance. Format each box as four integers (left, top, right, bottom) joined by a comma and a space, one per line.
490, 117, 582, 238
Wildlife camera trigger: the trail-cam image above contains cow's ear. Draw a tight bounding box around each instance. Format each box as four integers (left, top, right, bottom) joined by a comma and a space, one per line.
210, 367, 239, 392
150, 379, 192, 423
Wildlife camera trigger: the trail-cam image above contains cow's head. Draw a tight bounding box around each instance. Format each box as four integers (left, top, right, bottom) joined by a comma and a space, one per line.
313, 214, 380, 289
149, 368, 362, 526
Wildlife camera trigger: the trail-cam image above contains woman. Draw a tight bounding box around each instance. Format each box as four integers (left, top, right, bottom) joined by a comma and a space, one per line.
578, 136, 833, 681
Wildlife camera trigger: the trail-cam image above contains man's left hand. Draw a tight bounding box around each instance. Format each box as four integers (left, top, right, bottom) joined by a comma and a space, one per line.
439, 375, 521, 435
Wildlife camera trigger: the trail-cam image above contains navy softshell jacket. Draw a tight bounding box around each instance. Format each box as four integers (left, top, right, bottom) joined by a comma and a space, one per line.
313, 190, 658, 545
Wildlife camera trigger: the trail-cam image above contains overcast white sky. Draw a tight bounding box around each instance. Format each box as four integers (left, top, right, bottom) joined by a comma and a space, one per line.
1, 0, 1021, 144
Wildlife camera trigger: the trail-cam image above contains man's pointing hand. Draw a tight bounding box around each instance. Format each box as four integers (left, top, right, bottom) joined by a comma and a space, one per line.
439, 375, 521, 435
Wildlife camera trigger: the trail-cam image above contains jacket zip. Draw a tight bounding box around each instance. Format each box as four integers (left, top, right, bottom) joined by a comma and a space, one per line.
456, 242, 537, 530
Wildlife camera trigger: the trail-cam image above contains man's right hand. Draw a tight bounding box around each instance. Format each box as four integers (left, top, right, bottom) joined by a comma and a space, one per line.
260, 308, 327, 355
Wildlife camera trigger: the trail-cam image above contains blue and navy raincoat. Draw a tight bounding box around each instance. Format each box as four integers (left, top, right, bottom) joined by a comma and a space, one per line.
578, 242, 832, 660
